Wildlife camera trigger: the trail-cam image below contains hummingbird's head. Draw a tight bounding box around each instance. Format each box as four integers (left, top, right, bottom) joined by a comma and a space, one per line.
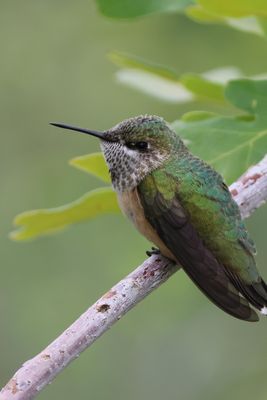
101, 115, 180, 191
51, 115, 183, 192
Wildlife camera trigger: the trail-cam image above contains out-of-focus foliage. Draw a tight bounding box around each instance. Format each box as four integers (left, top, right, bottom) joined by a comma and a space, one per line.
186, 5, 267, 36
197, 0, 267, 18
96, 0, 193, 18
111, 51, 242, 103
96, 0, 267, 36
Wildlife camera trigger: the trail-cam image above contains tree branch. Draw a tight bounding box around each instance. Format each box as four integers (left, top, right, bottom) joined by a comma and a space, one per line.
1, 155, 267, 400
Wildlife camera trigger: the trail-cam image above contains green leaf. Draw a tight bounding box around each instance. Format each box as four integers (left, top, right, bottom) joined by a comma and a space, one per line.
173, 79, 267, 183
197, 0, 267, 18
70, 152, 111, 183
186, 5, 266, 36
180, 73, 225, 102
225, 79, 267, 117
116, 69, 194, 103
257, 16, 267, 36
181, 111, 218, 122
110, 52, 242, 103
10, 188, 120, 241
186, 4, 223, 23
111, 52, 193, 103
96, 0, 193, 18
110, 52, 179, 80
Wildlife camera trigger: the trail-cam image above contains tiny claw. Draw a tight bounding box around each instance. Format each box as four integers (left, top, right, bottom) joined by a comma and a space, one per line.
146, 247, 161, 257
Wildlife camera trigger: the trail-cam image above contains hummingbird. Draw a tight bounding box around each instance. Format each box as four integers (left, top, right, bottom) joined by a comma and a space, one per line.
51, 115, 267, 322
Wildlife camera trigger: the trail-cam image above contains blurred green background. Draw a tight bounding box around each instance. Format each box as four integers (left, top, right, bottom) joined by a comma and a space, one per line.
1, 1, 267, 399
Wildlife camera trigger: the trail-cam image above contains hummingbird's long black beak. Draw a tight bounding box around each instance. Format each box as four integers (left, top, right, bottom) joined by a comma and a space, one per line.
50, 122, 109, 141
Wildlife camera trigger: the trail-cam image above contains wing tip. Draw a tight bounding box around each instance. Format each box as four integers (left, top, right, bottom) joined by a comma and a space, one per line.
222, 303, 259, 322
247, 309, 259, 322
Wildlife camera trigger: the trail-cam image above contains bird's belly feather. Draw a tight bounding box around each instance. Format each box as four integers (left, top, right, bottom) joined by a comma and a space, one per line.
117, 189, 175, 261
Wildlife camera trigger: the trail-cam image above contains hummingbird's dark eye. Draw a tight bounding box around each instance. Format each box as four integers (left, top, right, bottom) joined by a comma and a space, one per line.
126, 141, 148, 151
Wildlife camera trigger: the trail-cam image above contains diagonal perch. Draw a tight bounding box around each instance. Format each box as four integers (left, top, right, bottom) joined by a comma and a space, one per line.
1, 155, 267, 400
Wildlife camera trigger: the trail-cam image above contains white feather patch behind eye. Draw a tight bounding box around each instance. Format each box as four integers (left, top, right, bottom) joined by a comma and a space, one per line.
260, 306, 267, 315
124, 147, 138, 157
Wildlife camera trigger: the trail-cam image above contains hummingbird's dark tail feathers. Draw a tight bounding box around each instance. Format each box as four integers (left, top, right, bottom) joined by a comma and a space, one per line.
225, 269, 267, 316
181, 264, 259, 322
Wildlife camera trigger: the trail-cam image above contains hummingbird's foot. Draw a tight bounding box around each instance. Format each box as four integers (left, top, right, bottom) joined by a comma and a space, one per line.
146, 247, 161, 257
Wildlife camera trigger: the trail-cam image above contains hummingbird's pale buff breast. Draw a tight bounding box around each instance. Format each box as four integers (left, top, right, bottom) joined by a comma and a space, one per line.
117, 188, 175, 261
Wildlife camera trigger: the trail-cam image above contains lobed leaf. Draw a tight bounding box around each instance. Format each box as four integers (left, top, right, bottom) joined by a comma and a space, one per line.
10, 188, 120, 241
173, 79, 267, 183
70, 152, 111, 183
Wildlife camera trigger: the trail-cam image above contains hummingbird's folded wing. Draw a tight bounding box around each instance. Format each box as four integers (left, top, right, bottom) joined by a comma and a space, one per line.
138, 180, 259, 322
